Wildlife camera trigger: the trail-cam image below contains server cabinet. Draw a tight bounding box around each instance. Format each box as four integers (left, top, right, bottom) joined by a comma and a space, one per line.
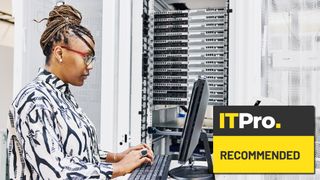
139, 0, 231, 155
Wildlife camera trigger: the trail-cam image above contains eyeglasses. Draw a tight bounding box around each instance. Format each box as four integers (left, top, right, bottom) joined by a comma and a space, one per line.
60, 46, 96, 66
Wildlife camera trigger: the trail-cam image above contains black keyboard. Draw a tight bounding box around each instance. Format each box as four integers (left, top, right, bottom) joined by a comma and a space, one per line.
128, 155, 172, 180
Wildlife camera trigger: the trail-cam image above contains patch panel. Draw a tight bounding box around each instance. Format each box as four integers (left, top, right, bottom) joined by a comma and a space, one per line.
153, 79, 188, 83
153, 92, 187, 98
154, 57, 188, 61
154, 71, 188, 76
153, 101, 187, 105
154, 13, 188, 19
154, 42, 188, 47
154, 27, 188, 33
154, 64, 188, 69
154, 20, 188, 26
154, 35, 188, 40
154, 49, 188, 54
153, 86, 187, 91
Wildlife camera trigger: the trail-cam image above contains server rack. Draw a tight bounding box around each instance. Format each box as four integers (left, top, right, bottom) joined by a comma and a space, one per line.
140, 0, 231, 154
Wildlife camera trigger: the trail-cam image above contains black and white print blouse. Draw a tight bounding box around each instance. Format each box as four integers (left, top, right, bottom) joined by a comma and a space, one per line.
7, 68, 113, 179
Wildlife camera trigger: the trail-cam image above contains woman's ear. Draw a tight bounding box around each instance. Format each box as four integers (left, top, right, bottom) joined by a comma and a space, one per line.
53, 46, 63, 63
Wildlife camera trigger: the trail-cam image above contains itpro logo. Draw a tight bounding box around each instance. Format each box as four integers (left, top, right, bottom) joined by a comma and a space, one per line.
213, 106, 315, 174
219, 113, 281, 129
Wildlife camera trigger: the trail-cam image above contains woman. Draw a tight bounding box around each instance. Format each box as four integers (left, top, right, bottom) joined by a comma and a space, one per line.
7, 4, 153, 179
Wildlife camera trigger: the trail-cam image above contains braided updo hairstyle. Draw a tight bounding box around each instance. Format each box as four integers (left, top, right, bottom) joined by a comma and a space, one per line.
38, 4, 95, 64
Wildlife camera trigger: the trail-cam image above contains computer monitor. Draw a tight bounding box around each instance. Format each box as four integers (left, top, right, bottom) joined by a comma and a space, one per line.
169, 77, 214, 179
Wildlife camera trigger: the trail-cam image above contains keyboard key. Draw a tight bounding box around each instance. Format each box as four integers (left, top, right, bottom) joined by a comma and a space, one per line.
128, 155, 172, 180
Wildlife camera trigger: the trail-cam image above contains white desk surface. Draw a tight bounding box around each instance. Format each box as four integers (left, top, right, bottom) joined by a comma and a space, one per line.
116, 160, 320, 180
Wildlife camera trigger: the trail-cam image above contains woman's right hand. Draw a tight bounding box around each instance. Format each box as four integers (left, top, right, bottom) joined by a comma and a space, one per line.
111, 149, 153, 178
115, 143, 154, 162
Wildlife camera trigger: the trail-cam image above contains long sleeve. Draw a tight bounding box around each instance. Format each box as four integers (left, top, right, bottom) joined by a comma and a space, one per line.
8, 69, 115, 180
11, 96, 113, 179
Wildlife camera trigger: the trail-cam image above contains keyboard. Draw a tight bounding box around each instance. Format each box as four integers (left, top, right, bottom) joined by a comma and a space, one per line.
128, 155, 172, 180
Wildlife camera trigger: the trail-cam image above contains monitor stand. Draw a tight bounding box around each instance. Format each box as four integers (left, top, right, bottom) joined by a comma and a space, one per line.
169, 131, 215, 180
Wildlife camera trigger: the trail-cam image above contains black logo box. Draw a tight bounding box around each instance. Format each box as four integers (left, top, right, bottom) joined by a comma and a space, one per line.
213, 106, 315, 136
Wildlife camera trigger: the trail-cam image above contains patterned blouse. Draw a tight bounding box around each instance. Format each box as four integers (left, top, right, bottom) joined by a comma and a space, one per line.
7, 68, 113, 179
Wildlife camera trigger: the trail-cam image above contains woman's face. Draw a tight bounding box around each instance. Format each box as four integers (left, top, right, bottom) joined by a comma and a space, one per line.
58, 35, 95, 86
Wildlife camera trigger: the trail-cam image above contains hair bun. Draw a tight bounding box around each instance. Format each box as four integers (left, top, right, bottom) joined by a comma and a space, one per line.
39, 4, 94, 58
47, 4, 82, 27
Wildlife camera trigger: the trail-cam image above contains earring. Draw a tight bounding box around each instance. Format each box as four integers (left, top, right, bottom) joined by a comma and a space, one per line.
59, 59, 63, 63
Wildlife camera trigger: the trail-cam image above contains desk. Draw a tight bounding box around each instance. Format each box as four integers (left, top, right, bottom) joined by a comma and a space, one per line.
117, 161, 320, 180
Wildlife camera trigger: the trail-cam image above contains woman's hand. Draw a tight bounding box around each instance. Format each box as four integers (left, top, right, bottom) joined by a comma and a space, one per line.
115, 143, 154, 162
111, 148, 154, 178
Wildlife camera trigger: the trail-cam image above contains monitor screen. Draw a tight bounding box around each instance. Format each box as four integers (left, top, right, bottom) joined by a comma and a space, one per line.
178, 77, 209, 164
169, 78, 214, 179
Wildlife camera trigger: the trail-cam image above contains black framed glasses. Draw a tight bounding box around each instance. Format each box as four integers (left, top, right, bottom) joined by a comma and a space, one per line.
60, 46, 96, 66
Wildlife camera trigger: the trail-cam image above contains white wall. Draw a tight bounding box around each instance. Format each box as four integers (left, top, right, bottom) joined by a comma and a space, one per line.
0, 23, 14, 47
101, 0, 119, 152
228, 0, 262, 105
101, 0, 138, 152
0, 1, 13, 177
0, 0, 14, 130
130, 0, 143, 148
0, 46, 13, 131
0, 0, 13, 47
0, 45, 13, 178
0, 18, 13, 179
